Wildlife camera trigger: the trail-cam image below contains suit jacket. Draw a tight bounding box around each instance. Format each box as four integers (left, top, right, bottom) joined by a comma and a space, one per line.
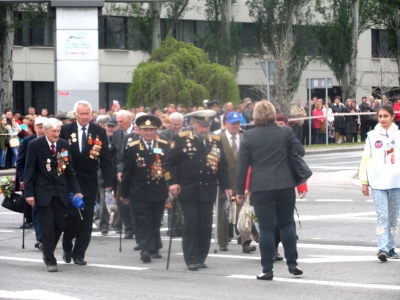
163, 130, 230, 203
161, 127, 190, 142
218, 131, 241, 198
120, 137, 169, 202
60, 122, 113, 197
16, 134, 36, 184
235, 124, 304, 195
24, 136, 81, 207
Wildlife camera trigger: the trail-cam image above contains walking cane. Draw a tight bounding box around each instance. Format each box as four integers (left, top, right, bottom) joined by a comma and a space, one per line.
166, 197, 177, 270
115, 186, 122, 252
22, 191, 25, 249
213, 187, 219, 253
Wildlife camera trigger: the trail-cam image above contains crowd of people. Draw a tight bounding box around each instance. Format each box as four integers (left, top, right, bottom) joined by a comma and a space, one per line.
4, 95, 399, 280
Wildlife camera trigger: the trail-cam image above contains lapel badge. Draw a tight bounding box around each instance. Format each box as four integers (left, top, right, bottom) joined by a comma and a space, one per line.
47, 159, 51, 163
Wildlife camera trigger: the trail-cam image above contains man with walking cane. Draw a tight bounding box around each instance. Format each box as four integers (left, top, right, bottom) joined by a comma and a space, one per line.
120, 115, 169, 263
163, 110, 231, 271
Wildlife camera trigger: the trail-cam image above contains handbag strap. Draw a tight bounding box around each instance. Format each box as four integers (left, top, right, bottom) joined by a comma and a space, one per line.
280, 126, 291, 152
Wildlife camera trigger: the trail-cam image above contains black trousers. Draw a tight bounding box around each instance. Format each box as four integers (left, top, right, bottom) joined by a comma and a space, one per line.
37, 196, 66, 266
180, 200, 214, 266
133, 199, 164, 255
63, 194, 95, 260
360, 119, 370, 142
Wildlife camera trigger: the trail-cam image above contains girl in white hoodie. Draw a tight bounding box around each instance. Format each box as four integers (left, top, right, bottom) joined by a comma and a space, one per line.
359, 104, 400, 261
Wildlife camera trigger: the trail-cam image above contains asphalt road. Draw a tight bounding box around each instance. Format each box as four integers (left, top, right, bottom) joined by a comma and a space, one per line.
1, 150, 399, 300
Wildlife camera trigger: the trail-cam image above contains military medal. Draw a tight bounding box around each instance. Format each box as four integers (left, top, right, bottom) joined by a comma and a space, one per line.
46, 164, 51, 171
128, 138, 132, 142
47, 159, 51, 163
88, 134, 93, 145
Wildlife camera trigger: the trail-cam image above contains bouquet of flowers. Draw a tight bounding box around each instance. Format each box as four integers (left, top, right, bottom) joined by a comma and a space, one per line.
0, 176, 15, 198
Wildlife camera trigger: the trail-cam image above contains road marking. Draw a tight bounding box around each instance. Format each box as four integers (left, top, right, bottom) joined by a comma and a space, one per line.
296, 243, 376, 251
0, 212, 19, 215
227, 275, 400, 290
294, 211, 375, 221
0, 230, 13, 233
0, 256, 148, 271
308, 166, 358, 170
305, 154, 362, 161
0, 289, 80, 300
314, 199, 353, 202
297, 255, 396, 263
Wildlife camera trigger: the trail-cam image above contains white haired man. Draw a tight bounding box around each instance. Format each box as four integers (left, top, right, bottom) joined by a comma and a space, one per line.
60, 100, 113, 265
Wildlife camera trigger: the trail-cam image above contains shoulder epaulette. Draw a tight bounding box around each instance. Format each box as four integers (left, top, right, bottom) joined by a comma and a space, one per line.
129, 140, 140, 147
156, 138, 168, 144
178, 131, 191, 137
209, 134, 220, 141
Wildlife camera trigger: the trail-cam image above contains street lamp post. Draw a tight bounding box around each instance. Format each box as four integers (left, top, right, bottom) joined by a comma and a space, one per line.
260, 60, 276, 101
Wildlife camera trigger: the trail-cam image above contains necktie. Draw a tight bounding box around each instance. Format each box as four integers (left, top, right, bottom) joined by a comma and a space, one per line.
81, 127, 86, 152
147, 142, 152, 152
231, 135, 238, 159
50, 144, 55, 156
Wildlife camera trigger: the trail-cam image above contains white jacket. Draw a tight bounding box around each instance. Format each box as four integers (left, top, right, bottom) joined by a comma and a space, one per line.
359, 123, 400, 189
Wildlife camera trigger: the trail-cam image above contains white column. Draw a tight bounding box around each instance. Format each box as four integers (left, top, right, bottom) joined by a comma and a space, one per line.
54, 7, 99, 113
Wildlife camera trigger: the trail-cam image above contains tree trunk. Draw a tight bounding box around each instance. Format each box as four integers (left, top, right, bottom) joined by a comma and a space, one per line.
341, 64, 350, 101
0, 5, 14, 112
394, 5, 400, 88
166, 0, 190, 37
347, 0, 358, 99
150, 2, 161, 53
220, 0, 232, 66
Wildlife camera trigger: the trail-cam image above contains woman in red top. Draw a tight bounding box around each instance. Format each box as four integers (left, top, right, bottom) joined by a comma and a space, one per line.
312, 102, 325, 144
393, 97, 400, 130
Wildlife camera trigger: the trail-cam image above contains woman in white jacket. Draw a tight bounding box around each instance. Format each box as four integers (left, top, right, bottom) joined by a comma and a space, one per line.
359, 104, 400, 261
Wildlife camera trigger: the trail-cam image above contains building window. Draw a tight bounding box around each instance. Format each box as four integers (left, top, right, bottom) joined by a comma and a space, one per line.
371, 29, 392, 58
13, 12, 53, 47
99, 16, 142, 50
32, 82, 54, 114
240, 23, 259, 53
174, 20, 195, 43
100, 83, 129, 110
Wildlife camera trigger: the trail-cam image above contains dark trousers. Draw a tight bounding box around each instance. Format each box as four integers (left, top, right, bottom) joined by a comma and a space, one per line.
167, 199, 183, 237
302, 122, 310, 145
133, 200, 164, 255
180, 200, 214, 266
63, 195, 95, 260
360, 120, 369, 142
37, 196, 66, 266
217, 196, 229, 247
252, 188, 298, 273
291, 125, 303, 143
122, 203, 136, 236
24, 201, 33, 223
32, 204, 41, 241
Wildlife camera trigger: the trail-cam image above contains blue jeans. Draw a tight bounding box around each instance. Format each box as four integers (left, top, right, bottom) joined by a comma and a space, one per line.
32, 205, 41, 242
252, 188, 298, 273
11, 146, 18, 167
372, 189, 400, 252
0, 149, 7, 167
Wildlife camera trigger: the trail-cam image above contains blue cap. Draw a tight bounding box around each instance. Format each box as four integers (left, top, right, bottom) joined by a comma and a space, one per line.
226, 112, 241, 124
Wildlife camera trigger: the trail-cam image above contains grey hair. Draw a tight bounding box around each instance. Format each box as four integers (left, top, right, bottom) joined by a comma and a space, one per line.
116, 110, 132, 120
169, 112, 183, 122
96, 115, 110, 125
44, 118, 62, 130
74, 100, 92, 114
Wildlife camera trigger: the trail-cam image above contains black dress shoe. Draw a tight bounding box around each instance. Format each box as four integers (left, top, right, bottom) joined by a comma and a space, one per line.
73, 258, 87, 265
288, 265, 303, 276
187, 264, 199, 271
62, 250, 71, 263
256, 271, 273, 280
34, 242, 41, 249
198, 263, 207, 268
151, 253, 162, 259
134, 245, 142, 251
124, 233, 134, 239
47, 265, 58, 272
275, 252, 283, 261
20, 222, 33, 229
141, 252, 151, 263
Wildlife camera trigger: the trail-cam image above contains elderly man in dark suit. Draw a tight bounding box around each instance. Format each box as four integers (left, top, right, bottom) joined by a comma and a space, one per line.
60, 100, 113, 266
24, 118, 82, 272
163, 110, 231, 271
217, 112, 256, 253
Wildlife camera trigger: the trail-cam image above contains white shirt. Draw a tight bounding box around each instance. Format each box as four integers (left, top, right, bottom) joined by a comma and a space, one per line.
225, 130, 240, 150
143, 138, 154, 150
77, 122, 89, 152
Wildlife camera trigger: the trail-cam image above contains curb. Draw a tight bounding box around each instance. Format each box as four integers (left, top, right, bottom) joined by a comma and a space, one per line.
305, 146, 364, 155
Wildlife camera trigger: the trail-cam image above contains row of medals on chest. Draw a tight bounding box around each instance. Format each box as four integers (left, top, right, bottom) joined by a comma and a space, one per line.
136, 142, 163, 180
184, 136, 220, 171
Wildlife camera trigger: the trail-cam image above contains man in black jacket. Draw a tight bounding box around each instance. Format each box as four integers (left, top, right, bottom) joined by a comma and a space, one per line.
163, 110, 231, 271
120, 115, 169, 262
359, 96, 374, 142
25, 118, 82, 272
60, 100, 113, 266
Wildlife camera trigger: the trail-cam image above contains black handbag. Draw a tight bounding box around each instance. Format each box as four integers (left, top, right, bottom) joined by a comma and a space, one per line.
281, 127, 312, 186
1, 192, 24, 213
